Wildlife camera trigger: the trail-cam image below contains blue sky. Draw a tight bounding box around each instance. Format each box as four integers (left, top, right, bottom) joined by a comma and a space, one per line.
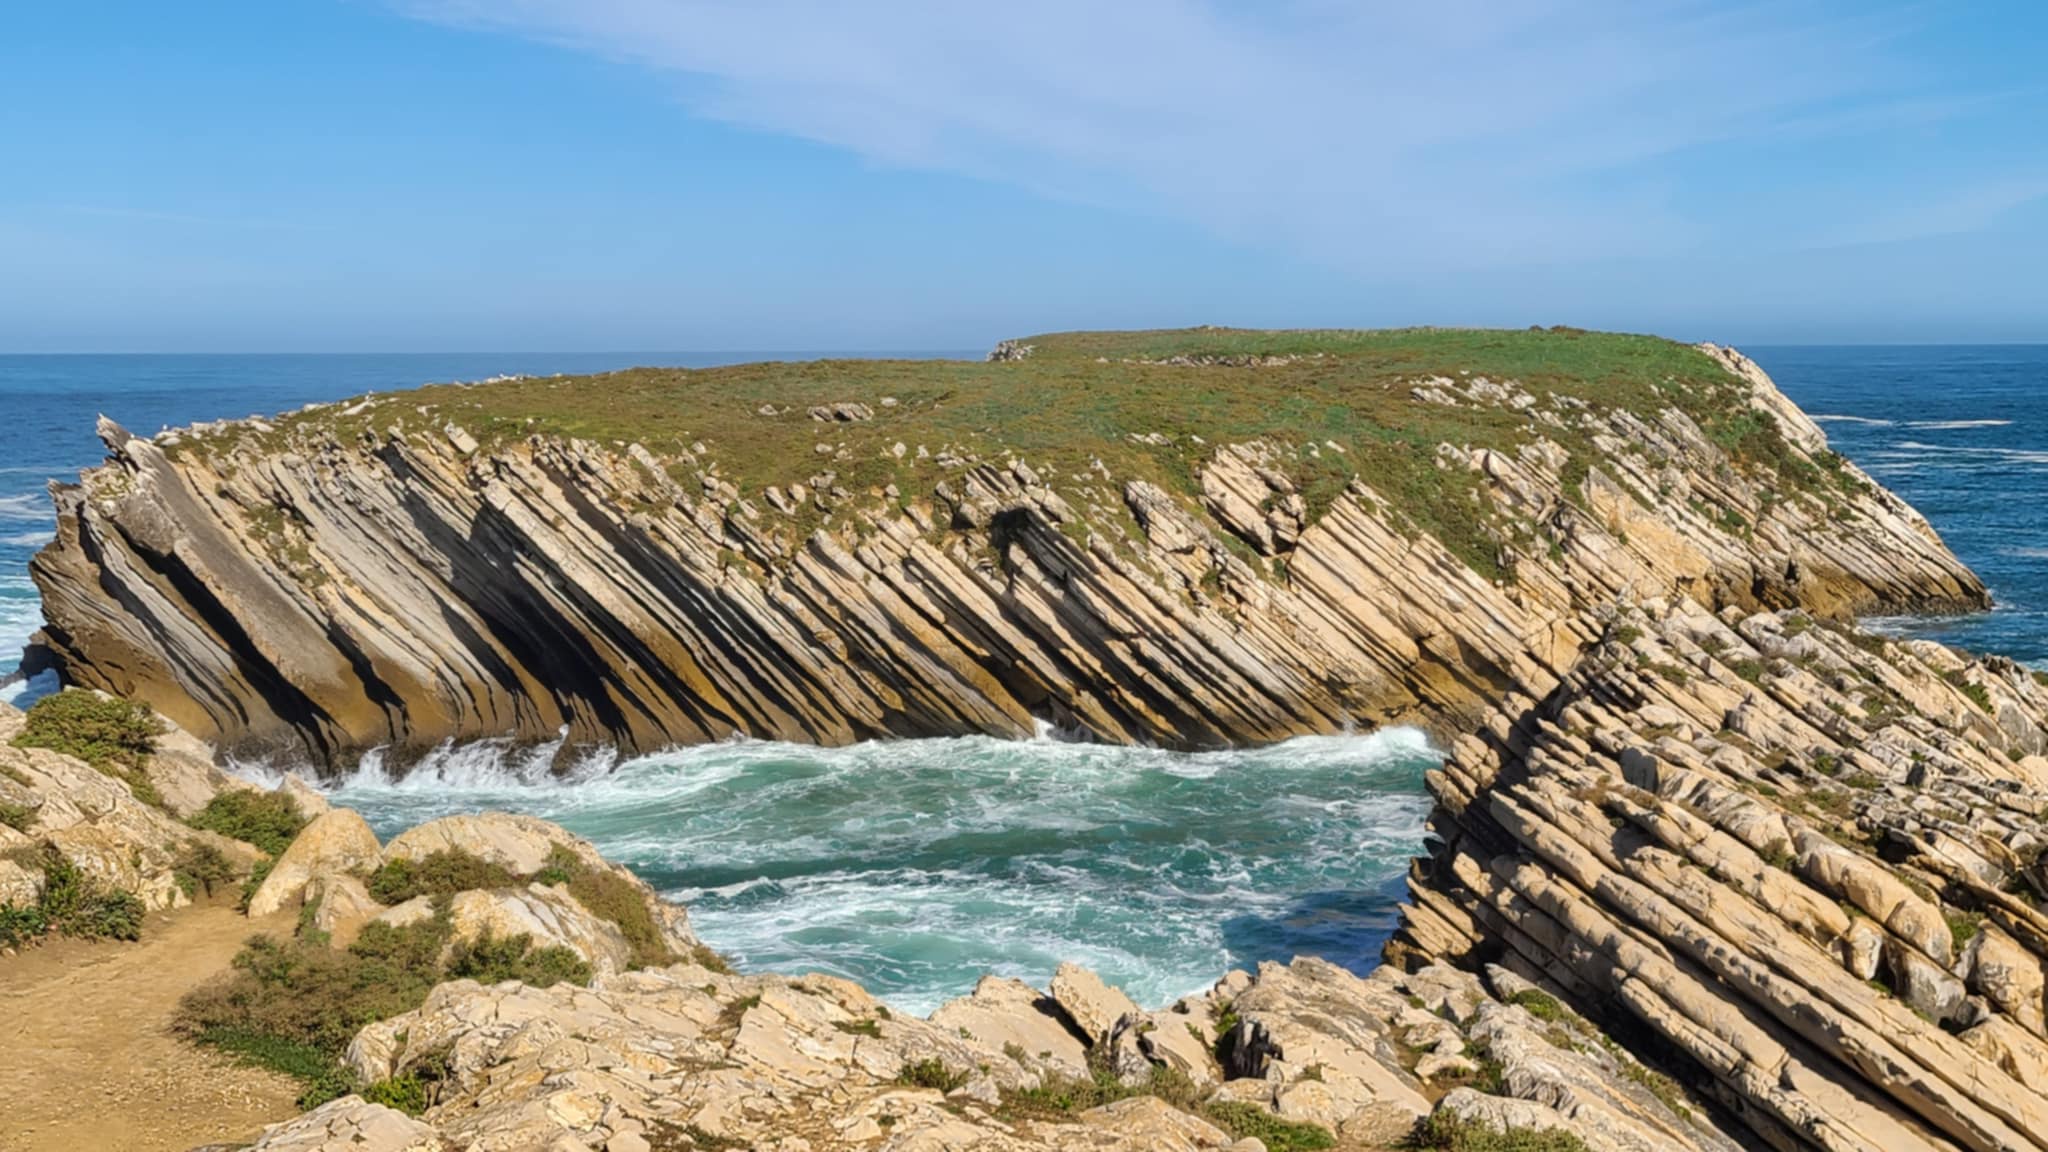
3, 1, 2045, 351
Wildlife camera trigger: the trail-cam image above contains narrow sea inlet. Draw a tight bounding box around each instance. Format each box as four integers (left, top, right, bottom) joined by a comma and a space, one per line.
299, 728, 1436, 1014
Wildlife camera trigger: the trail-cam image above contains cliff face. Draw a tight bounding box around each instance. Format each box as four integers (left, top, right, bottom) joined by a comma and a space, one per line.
27, 330, 1982, 768
1394, 601, 2048, 1152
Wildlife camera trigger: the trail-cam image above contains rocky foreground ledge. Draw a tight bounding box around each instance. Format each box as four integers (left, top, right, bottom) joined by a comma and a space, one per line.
16, 587, 2048, 1149
26, 329, 1983, 766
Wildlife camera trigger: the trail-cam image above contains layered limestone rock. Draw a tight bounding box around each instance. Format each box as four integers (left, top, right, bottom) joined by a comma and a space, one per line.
27, 340, 1981, 768
320, 950, 1737, 1152
1393, 599, 2048, 1151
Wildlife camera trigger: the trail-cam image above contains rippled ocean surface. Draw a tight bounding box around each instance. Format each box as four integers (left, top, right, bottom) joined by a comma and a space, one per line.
1, 345, 2041, 1010
1749, 345, 2048, 661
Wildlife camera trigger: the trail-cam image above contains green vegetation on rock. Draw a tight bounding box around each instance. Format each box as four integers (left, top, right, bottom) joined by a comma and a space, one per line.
186, 790, 307, 856
195, 327, 1824, 583
0, 841, 145, 946
366, 849, 518, 904
175, 902, 590, 1108
1411, 1111, 1591, 1152
172, 840, 239, 899
12, 691, 164, 809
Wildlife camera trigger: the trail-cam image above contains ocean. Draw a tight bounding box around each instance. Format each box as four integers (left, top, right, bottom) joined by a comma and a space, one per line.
1, 344, 2041, 1011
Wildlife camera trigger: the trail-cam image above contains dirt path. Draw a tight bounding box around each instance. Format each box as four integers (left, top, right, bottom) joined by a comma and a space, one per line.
0, 900, 303, 1152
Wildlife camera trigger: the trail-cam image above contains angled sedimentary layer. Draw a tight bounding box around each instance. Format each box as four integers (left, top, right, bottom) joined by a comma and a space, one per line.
26, 330, 1982, 768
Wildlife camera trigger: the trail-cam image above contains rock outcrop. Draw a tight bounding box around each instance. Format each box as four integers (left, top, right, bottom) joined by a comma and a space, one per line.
1392, 599, 2048, 1151
324, 949, 1738, 1152
0, 699, 261, 915
25, 333, 1981, 769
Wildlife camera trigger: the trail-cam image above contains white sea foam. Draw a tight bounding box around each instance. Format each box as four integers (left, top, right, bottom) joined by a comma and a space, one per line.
0, 531, 53, 547
320, 726, 1437, 1011
1810, 414, 1894, 426
1903, 419, 2014, 430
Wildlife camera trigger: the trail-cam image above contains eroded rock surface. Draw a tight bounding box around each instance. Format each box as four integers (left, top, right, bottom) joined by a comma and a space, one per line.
1395, 599, 2048, 1151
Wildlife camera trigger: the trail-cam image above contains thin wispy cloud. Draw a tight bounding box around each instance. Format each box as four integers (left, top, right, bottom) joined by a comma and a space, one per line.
394, 0, 2009, 273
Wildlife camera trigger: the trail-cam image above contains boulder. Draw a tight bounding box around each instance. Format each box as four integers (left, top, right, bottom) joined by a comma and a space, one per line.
383, 812, 605, 876
248, 809, 382, 917
443, 884, 638, 975
928, 975, 1089, 1077
1049, 961, 1140, 1046
307, 872, 385, 944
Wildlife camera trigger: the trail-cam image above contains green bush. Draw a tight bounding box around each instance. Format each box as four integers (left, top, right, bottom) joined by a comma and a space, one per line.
897, 1057, 969, 1092
361, 1049, 451, 1116
367, 850, 518, 905
533, 845, 675, 969
239, 856, 276, 912
0, 903, 48, 947
30, 843, 143, 941
173, 841, 239, 899
1411, 1111, 1589, 1152
1506, 988, 1568, 1022
13, 691, 157, 771
445, 928, 592, 988
1205, 1102, 1334, 1151
178, 916, 455, 1058
187, 790, 307, 856
0, 798, 35, 833
177, 902, 595, 1105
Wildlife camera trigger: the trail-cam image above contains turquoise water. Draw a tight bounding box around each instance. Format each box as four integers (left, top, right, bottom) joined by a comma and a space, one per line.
307, 730, 1437, 1013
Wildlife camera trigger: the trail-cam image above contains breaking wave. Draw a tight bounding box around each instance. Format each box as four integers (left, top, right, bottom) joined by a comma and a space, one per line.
314, 727, 1438, 1014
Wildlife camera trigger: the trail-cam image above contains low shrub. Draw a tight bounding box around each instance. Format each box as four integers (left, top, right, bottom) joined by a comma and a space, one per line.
367, 850, 517, 905
187, 791, 307, 857
1506, 988, 1568, 1023
174, 841, 239, 899
1411, 1111, 1589, 1152
1205, 1102, 1334, 1151
12, 691, 157, 772
542, 846, 675, 969
0, 798, 34, 833
23, 842, 144, 941
897, 1057, 970, 1092
0, 903, 48, 947
239, 856, 276, 912
445, 928, 592, 988
177, 901, 596, 1105
361, 1047, 452, 1116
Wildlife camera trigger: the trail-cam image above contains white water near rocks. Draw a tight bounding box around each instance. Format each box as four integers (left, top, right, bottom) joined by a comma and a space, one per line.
300, 728, 1437, 1014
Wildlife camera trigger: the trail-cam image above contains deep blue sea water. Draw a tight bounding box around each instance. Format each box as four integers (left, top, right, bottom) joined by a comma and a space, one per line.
0, 345, 2039, 1010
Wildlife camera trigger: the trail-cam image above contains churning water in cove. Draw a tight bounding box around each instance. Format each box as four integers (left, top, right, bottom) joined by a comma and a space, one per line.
303, 730, 1437, 1013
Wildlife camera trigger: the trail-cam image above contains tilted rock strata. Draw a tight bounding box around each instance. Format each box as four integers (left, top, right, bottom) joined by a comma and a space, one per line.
1393, 600, 2048, 1151
30, 345, 1980, 767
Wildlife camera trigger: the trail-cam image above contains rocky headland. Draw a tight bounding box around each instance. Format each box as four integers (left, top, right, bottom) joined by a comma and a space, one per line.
5, 328, 2044, 1151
